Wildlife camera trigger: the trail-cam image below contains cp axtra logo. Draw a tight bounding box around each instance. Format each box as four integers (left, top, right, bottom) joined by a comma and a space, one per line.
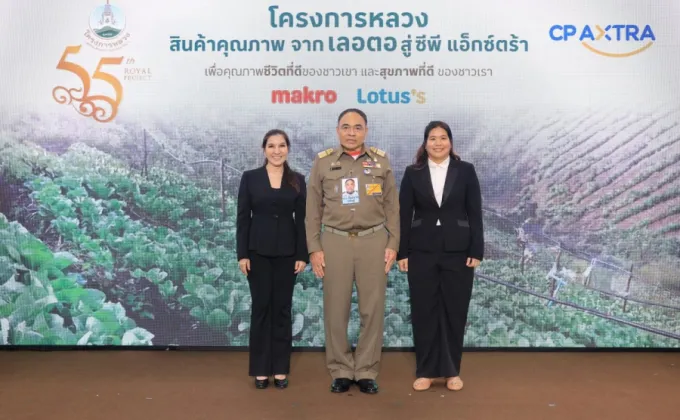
549, 24, 655, 57
271, 87, 337, 104
357, 89, 426, 105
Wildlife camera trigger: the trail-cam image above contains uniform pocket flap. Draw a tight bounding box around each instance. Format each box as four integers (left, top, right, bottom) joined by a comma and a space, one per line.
324, 170, 347, 181
365, 167, 385, 178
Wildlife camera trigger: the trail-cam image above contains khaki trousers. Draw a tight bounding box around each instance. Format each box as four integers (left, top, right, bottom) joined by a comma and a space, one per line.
321, 227, 388, 381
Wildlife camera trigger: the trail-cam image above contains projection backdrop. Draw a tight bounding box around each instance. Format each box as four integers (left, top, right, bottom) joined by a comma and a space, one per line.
0, 0, 679, 348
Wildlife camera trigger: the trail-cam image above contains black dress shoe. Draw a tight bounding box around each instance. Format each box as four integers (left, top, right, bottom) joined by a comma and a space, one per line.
274, 377, 288, 389
330, 378, 353, 393
255, 378, 269, 389
356, 379, 379, 394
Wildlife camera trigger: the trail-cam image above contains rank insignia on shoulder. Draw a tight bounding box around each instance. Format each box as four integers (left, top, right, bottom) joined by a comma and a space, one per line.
370, 146, 386, 157
318, 148, 335, 158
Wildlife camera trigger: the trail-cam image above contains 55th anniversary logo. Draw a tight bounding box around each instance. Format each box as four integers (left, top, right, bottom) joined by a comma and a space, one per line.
53, 45, 124, 123
52, 1, 149, 123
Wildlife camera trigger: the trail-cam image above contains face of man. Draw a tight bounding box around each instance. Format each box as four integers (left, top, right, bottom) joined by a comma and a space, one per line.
345, 179, 355, 194
336, 112, 367, 152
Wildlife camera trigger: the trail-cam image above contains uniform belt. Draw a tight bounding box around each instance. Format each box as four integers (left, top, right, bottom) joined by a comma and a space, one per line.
325, 223, 385, 237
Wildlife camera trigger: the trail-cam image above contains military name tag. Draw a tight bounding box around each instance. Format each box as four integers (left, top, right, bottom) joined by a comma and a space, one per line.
365, 183, 382, 196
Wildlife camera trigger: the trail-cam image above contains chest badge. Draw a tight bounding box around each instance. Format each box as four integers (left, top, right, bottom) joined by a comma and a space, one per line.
365, 183, 383, 196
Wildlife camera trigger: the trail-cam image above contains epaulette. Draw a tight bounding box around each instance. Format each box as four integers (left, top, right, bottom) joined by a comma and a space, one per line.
317, 148, 335, 158
370, 146, 386, 157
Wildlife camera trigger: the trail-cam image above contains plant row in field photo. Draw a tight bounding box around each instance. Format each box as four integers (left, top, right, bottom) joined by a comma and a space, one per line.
0, 107, 678, 348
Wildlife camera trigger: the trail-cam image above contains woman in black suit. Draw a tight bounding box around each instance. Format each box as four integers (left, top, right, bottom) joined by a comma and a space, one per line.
236, 129, 308, 390
397, 121, 484, 392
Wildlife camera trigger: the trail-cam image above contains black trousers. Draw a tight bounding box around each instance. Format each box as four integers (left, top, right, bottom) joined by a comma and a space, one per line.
407, 229, 475, 378
246, 252, 297, 377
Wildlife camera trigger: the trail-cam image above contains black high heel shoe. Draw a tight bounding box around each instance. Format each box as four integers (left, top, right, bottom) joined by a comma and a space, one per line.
255, 377, 269, 389
274, 377, 288, 389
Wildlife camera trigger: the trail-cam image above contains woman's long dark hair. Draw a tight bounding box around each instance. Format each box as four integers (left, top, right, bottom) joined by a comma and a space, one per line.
262, 129, 300, 192
413, 121, 461, 169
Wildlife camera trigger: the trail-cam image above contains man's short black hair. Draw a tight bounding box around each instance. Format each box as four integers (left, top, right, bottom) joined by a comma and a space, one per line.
337, 108, 367, 125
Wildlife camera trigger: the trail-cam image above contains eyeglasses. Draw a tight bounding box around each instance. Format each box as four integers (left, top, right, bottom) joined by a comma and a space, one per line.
339, 125, 365, 133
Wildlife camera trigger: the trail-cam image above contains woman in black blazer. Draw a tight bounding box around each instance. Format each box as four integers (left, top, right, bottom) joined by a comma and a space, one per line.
397, 121, 484, 392
236, 129, 308, 390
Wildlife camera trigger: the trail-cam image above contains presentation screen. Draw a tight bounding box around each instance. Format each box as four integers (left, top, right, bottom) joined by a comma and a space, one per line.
0, 0, 678, 348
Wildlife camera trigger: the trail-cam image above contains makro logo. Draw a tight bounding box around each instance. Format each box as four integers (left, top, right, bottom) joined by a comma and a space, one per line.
271, 87, 337, 104
549, 24, 655, 58
357, 88, 426, 105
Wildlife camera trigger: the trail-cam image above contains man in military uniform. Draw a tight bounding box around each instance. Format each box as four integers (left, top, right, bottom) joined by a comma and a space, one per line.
305, 108, 400, 394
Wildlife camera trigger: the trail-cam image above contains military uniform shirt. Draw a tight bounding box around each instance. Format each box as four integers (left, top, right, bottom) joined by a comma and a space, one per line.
305, 146, 400, 253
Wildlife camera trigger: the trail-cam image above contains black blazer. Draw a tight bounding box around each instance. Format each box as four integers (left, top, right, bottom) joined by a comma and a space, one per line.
397, 159, 484, 261
236, 166, 309, 263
